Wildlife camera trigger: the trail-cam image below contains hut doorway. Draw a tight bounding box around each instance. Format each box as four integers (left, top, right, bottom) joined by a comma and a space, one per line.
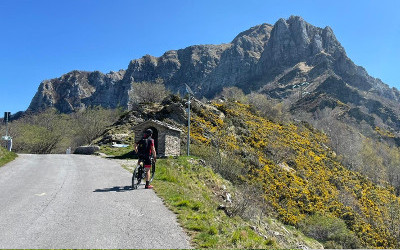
144, 126, 158, 153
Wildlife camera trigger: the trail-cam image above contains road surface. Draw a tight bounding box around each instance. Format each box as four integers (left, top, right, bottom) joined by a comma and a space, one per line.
0, 154, 191, 249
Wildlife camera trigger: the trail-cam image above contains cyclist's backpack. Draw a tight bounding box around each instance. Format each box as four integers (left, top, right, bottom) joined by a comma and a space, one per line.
137, 138, 151, 158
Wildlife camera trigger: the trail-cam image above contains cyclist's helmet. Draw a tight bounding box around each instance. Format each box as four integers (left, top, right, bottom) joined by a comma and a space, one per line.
145, 129, 153, 136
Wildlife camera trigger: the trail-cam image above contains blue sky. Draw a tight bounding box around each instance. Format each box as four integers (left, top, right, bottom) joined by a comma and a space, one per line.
0, 0, 399, 114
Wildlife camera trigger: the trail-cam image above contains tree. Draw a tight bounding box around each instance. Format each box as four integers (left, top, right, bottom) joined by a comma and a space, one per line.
129, 78, 168, 106
11, 109, 67, 154
221, 87, 247, 103
383, 145, 400, 194
359, 139, 385, 184
305, 107, 364, 170
72, 106, 121, 146
7, 107, 121, 154
246, 92, 291, 122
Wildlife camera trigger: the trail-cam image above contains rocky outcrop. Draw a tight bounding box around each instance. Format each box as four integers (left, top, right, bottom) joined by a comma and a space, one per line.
27, 15, 400, 124
28, 70, 127, 113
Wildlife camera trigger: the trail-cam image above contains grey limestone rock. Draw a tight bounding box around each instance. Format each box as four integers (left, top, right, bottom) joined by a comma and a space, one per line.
27, 16, 400, 119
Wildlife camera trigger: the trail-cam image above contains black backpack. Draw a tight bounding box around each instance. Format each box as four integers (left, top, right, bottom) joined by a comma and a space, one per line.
137, 138, 151, 158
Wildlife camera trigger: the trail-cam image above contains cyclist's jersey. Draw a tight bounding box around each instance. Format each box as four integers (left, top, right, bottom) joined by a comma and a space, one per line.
145, 138, 154, 156
138, 137, 154, 168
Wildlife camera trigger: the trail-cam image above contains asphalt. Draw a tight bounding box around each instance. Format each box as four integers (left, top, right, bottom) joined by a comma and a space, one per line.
0, 154, 191, 249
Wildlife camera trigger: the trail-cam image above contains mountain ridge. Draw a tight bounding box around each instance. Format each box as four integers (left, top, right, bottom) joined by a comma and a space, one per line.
27, 16, 400, 133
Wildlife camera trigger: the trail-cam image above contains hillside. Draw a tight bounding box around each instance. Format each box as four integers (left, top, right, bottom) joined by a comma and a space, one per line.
97, 97, 400, 248
153, 156, 324, 249
188, 100, 400, 248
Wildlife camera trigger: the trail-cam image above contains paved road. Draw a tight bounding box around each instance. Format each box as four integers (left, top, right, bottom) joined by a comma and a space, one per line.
0, 154, 191, 249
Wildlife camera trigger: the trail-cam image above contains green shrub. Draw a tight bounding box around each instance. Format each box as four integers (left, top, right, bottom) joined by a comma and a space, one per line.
299, 214, 361, 248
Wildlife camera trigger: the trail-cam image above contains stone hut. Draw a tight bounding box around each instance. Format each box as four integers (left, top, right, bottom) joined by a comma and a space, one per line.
132, 120, 182, 157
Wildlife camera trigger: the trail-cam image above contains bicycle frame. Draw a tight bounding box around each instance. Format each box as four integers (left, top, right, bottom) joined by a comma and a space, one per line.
132, 157, 155, 189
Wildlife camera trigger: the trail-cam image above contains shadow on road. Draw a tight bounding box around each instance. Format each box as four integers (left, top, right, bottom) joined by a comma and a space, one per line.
93, 186, 133, 192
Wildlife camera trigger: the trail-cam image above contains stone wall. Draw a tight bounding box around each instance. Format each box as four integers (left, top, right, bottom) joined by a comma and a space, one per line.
74, 145, 100, 155
164, 132, 181, 156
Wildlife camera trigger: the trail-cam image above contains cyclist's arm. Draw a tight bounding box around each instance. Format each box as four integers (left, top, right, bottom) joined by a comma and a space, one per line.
151, 145, 156, 162
134, 142, 138, 153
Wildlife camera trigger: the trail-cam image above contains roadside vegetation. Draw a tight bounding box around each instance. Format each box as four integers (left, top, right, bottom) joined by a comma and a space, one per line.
99, 145, 133, 157
0, 107, 122, 154
151, 156, 322, 249
0, 146, 17, 167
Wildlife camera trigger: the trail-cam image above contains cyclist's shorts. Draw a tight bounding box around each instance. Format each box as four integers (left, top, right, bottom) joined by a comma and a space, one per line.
140, 157, 152, 168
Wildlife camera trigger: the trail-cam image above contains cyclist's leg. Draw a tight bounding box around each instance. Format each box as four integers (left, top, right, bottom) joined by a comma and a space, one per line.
143, 157, 153, 189
145, 167, 151, 181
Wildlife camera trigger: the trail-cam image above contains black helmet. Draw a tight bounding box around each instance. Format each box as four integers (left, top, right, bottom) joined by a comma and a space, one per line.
145, 129, 153, 136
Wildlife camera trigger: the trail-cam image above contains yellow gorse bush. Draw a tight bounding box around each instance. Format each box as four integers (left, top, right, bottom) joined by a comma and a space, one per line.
189, 101, 400, 248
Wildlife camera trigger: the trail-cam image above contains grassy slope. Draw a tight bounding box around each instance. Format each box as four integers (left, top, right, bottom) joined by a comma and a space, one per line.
152, 156, 322, 249
0, 146, 17, 167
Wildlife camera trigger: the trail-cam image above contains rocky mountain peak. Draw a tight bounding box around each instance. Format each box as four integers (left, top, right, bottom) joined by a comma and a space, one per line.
27, 16, 400, 134
259, 16, 345, 71
232, 23, 273, 44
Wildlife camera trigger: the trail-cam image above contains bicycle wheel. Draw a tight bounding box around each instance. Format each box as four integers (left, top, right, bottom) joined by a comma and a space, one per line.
149, 159, 156, 183
132, 164, 143, 189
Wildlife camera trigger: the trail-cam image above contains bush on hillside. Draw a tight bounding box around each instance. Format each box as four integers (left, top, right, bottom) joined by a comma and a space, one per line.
246, 92, 290, 123
129, 78, 169, 106
221, 87, 247, 103
299, 214, 361, 249
11, 109, 67, 154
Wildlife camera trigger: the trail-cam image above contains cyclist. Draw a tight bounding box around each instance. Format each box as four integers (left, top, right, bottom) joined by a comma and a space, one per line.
135, 129, 157, 189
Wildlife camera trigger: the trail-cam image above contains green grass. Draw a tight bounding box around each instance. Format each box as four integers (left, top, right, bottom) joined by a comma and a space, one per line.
99, 145, 134, 158
0, 147, 17, 167
152, 156, 276, 249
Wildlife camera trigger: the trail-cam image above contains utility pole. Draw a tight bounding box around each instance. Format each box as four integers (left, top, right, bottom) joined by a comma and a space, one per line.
2, 112, 12, 151
300, 85, 303, 99
185, 84, 194, 156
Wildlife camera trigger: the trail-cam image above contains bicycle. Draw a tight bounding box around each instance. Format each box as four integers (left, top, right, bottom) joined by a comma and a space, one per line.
132, 157, 156, 189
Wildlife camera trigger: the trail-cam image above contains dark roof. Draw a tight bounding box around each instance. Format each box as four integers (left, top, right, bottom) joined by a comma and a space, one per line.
132, 120, 182, 132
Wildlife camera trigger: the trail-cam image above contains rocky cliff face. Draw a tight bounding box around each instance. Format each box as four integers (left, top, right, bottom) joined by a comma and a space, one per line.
28, 16, 400, 128
29, 69, 127, 113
